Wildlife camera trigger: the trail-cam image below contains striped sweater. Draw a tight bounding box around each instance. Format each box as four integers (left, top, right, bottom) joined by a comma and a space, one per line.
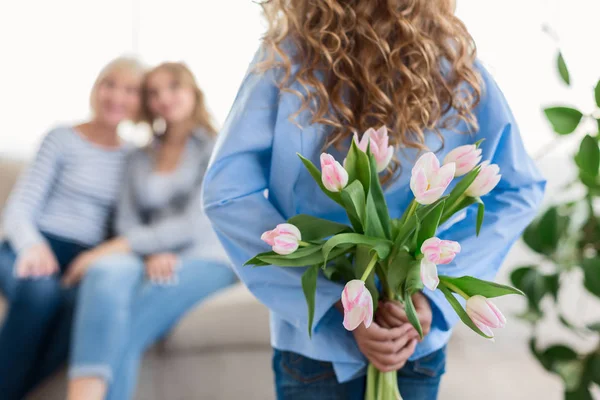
2, 126, 131, 252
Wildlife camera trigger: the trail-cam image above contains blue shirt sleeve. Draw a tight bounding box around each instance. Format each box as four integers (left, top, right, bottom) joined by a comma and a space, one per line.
423, 63, 546, 332
202, 50, 345, 333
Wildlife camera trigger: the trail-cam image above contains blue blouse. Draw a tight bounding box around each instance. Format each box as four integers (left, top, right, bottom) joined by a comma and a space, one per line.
203, 47, 546, 382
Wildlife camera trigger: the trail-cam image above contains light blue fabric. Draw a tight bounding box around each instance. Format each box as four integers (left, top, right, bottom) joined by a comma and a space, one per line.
202, 47, 546, 383
69, 254, 236, 400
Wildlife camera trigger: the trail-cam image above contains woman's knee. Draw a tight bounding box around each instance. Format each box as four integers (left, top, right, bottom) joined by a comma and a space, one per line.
13, 277, 62, 311
80, 254, 143, 301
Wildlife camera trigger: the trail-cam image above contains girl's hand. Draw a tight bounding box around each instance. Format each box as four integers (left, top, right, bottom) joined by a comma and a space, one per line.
352, 322, 419, 372
375, 292, 433, 337
15, 243, 59, 278
62, 237, 130, 287
145, 253, 178, 285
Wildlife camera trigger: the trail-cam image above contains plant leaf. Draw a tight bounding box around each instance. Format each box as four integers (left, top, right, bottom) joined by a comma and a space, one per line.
587, 322, 600, 332
439, 284, 492, 339
365, 191, 387, 239
440, 275, 524, 298
368, 152, 392, 239
344, 140, 371, 196
543, 107, 583, 135
301, 264, 319, 337
404, 258, 424, 294
522, 207, 569, 256
387, 250, 413, 294
322, 233, 392, 268
581, 257, 600, 298
394, 196, 448, 247
257, 244, 352, 267
510, 266, 547, 311
416, 200, 445, 253
404, 291, 423, 338
575, 135, 600, 179
557, 52, 570, 85
340, 180, 367, 232
595, 80, 600, 108
298, 153, 343, 205
288, 214, 353, 241
476, 198, 485, 236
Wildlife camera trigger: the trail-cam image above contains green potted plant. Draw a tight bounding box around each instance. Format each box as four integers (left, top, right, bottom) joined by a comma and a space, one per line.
512, 51, 600, 399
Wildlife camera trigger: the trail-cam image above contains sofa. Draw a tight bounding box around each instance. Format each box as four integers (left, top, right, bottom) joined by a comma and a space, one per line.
0, 157, 563, 400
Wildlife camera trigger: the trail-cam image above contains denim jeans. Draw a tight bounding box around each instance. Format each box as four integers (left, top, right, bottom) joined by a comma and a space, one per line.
273, 346, 446, 400
0, 235, 89, 400
69, 253, 237, 400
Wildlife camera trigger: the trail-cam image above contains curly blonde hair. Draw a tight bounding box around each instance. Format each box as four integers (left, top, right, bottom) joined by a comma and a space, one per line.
259, 0, 482, 177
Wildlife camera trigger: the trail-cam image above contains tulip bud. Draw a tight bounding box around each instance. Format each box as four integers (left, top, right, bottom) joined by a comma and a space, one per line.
465, 161, 501, 197
321, 153, 349, 192
443, 144, 482, 177
341, 280, 374, 331
410, 152, 456, 205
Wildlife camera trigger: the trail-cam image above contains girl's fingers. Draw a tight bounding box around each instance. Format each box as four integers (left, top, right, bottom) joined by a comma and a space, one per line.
379, 340, 418, 372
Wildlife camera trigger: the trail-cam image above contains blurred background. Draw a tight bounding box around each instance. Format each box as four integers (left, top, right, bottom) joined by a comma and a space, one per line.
1, 0, 600, 399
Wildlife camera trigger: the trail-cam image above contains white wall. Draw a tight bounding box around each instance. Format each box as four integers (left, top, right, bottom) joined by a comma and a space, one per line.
1, 0, 598, 159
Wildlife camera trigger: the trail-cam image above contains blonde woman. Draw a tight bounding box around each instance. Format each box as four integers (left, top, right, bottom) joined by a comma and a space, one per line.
0, 57, 144, 399
65, 62, 235, 400
202, 0, 545, 399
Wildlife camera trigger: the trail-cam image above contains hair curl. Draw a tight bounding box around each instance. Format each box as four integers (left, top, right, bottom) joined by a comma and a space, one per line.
259, 0, 482, 178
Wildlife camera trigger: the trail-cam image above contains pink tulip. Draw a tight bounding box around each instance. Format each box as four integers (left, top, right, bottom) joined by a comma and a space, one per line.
443, 145, 482, 177
465, 161, 501, 197
421, 237, 461, 265
410, 152, 456, 205
353, 126, 394, 173
420, 259, 440, 291
466, 295, 507, 338
321, 153, 349, 192
261, 223, 302, 255
341, 280, 374, 331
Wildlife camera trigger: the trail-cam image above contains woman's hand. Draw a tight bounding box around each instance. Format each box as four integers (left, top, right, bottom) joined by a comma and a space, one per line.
375, 292, 433, 338
352, 322, 419, 372
145, 253, 178, 284
15, 243, 59, 278
62, 237, 130, 287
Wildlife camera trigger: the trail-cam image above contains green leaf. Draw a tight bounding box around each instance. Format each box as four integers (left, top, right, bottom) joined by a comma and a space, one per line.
522, 207, 569, 255
546, 273, 560, 302
365, 191, 387, 239
439, 284, 492, 339
387, 250, 414, 294
589, 353, 600, 385
340, 180, 367, 233
445, 166, 481, 210
575, 135, 600, 178
440, 275, 524, 298
298, 153, 343, 205
416, 200, 445, 253
404, 291, 423, 338
258, 244, 352, 267
581, 257, 600, 298
586, 322, 600, 332
404, 258, 424, 294
476, 198, 485, 236
344, 140, 371, 196
394, 196, 448, 247
557, 52, 570, 85
244, 253, 272, 267
544, 107, 583, 135
510, 266, 547, 311
368, 152, 392, 239
288, 214, 352, 241
555, 360, 584, 392
301, 264, 319, 337
356, 245, 379, 309
322, 253, 356, 283
595, 80, 600, 108
565, 385, 594, 400
322, 233, 392, 268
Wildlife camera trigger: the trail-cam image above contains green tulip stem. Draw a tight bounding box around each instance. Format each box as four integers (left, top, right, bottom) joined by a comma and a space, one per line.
360, 253, 379, 282
298, 241, 311, 247
442, 281, 469, 300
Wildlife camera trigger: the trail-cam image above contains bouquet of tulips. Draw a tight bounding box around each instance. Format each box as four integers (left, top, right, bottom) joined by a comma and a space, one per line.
246, 127, 523, 400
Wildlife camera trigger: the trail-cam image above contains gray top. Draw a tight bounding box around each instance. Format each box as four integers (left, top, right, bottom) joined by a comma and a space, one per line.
115, 129, 227, 262
2, 126, 131, 252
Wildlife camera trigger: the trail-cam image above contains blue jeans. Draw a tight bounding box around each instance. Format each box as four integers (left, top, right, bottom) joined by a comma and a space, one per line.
273, 347, 446, 400
69, 253, 236, 400
0, 235, 89, 400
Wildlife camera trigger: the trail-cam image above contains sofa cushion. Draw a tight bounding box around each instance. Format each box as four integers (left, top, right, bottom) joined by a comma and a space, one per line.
161, 282, 271, 352
0, 158, 25, 211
